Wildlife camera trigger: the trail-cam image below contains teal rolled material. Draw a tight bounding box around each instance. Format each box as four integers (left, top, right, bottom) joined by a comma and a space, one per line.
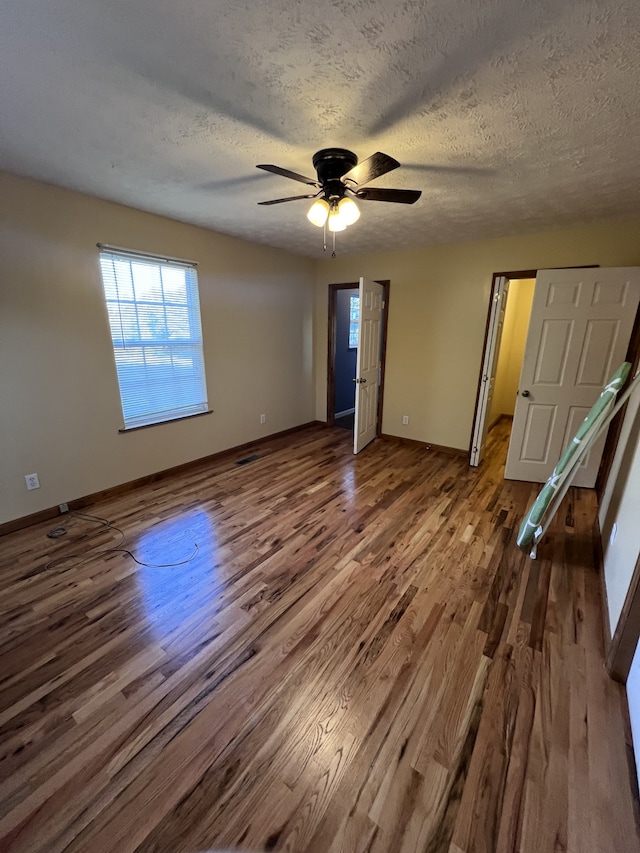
517, 361, 631, 554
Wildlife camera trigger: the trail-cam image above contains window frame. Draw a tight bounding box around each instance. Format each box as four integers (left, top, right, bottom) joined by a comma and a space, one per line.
97, 245, 210, 432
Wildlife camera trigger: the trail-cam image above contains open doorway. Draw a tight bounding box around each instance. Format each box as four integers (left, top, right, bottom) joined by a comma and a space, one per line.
471, 266, 640, 487
332, 286, 359, 430
327, 280, 389, 440
486, 278, 535, 431
470, 273, 535, 467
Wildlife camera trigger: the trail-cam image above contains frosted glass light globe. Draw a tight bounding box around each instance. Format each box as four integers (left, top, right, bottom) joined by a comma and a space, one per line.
307, 199, 330, 227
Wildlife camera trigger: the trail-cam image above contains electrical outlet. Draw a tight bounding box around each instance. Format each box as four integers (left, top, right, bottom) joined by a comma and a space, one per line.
402, 415, 409, 425
25, 473, 40, 490
260, 414, 266, 424
59, 502, 69, 513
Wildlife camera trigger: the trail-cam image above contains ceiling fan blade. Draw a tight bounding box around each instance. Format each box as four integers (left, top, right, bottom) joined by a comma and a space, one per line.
256, 164, 320, 187
342, 152, 400, 186
258, 194, 317, 205
355, 187, 422, 204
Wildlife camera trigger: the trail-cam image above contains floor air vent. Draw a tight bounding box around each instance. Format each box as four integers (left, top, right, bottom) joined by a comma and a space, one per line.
235, 454, 261, 466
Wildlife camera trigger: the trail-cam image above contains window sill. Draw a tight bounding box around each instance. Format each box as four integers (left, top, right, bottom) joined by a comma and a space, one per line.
119, 409, 213, 433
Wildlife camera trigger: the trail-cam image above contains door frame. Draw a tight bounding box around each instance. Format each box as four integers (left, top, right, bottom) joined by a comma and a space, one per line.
327, 280, 390, 431
596, 303, 640, 495
606, 548, 640, 683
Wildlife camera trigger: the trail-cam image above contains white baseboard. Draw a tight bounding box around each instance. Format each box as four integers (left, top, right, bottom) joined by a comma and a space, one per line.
335, 407, 355, 418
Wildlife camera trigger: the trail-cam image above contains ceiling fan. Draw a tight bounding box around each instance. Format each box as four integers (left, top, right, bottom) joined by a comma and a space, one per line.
256, 148, 421, 252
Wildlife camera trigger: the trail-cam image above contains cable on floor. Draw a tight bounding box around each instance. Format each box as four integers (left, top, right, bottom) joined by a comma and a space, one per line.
44, 510, 198, 570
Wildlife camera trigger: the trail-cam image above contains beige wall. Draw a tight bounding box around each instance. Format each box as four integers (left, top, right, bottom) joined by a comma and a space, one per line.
0, 172, 315, 524
599, 385, 640, 635
489, 278, 535, 424
3, 169, 640, 526
314, 223, 640, 449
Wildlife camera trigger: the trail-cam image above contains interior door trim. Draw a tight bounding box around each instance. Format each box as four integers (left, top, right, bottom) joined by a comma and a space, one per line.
606, 551, 640, 683
596, 304, 640, 495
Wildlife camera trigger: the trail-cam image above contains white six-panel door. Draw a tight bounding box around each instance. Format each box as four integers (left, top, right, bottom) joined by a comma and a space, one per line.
354, 277, 384, 454
505, 267, 640, 486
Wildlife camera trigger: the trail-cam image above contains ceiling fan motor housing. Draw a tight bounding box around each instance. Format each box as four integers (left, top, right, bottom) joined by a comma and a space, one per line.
313, 148, 358, 200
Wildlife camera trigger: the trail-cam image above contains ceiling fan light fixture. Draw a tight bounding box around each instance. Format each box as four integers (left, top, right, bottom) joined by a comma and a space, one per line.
258, 149, 420, 255
307, 198, 330, 227
328, 205, 347, 232
337, 197, 360, 225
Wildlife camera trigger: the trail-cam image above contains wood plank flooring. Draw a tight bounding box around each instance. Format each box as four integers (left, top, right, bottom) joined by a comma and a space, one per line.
0, 421, 638, 852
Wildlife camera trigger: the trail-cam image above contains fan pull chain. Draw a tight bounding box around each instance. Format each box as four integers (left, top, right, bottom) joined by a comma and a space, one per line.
323, 223, 327, 253
332, 230, 336, 259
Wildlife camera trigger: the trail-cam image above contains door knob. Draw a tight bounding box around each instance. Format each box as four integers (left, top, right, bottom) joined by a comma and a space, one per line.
353, 377, 367, 383
521, 390, 530, 397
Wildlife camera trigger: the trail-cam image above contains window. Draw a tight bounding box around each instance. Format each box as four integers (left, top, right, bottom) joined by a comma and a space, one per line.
98, 247, 208, 430
348, 294, 360, 348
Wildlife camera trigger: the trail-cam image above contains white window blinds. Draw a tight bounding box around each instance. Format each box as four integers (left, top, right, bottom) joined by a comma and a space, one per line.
98, 249, 208, 430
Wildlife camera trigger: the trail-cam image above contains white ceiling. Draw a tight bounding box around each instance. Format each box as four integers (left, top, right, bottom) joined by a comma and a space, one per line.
2, 0, 639, 258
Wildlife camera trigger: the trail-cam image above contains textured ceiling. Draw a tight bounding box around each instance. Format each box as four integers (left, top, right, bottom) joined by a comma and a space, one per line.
2, 0, 640, 258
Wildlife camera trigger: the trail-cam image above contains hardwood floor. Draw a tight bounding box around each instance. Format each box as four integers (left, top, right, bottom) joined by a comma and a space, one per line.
0, 421, 638, 852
